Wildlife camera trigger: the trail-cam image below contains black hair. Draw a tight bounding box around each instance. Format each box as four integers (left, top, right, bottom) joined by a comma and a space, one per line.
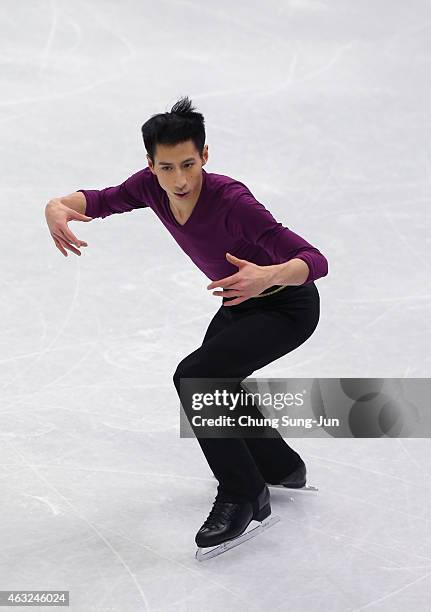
141, 96, 206, 165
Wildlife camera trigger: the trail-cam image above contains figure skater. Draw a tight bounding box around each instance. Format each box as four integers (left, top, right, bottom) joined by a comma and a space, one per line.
44, 96, 328, 558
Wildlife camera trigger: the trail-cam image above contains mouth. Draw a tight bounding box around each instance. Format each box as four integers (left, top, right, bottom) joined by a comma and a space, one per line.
175, 191, 190, 198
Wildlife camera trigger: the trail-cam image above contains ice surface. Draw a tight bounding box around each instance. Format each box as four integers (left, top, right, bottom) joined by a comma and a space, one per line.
1, 0, 431, 610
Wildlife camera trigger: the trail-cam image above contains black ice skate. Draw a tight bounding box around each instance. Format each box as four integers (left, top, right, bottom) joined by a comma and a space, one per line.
195, 485, 280, 561
267, 458, 318, 491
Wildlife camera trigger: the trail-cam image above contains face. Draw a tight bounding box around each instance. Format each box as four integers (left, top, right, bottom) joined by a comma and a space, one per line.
147, 140, 209, 202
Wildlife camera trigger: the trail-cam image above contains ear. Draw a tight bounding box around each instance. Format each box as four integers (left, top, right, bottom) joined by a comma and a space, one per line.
202, 144, 209, 165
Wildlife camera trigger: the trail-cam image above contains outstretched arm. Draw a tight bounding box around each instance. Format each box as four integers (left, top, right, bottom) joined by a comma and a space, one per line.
45, 167, 152, 256
76, 168, 151, 219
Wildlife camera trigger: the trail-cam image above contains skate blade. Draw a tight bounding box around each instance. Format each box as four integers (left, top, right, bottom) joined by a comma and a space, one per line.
268, 483, 318, 491
195, 514, 281, 562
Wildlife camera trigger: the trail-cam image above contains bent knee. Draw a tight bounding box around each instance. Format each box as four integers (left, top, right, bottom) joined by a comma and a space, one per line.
173, 358, 202, 388
173, 358, 234, 389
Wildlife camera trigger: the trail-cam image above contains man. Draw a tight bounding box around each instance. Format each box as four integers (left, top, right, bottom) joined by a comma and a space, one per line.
45, 96, 328, 556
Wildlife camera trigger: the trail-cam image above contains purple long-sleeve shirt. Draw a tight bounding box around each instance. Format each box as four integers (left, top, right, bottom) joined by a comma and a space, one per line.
78, 167, 328, 284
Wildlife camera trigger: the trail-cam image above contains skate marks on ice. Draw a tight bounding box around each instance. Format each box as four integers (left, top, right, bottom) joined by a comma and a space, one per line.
195, 514, 281, 562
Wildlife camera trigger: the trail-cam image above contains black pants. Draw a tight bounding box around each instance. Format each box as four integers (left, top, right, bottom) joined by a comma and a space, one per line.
173, 282, 320, 502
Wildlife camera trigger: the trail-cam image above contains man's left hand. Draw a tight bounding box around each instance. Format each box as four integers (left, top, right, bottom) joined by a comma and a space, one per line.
206, 252, 275, 306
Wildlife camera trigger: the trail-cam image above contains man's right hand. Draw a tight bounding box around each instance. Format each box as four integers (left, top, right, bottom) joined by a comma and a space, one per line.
45, 199, 93, 257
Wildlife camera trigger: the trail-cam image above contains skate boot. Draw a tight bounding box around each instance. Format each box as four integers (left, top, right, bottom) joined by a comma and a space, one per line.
195, 485, 280, 560
268, 458, 318, 491
274, 457, 307, 488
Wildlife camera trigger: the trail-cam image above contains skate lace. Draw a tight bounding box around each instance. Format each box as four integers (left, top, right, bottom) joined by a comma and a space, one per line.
202, 500, 239, 528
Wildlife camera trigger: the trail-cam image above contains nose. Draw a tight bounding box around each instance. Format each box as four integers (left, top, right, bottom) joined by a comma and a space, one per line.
173, 170, 188, 186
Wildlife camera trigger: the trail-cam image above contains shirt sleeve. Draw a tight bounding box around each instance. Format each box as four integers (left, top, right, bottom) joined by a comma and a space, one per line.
226, 189, 329, 284
77, 168, 151, 219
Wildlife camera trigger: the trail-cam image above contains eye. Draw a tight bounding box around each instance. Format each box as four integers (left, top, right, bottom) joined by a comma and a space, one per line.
162, 163, 194, 171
